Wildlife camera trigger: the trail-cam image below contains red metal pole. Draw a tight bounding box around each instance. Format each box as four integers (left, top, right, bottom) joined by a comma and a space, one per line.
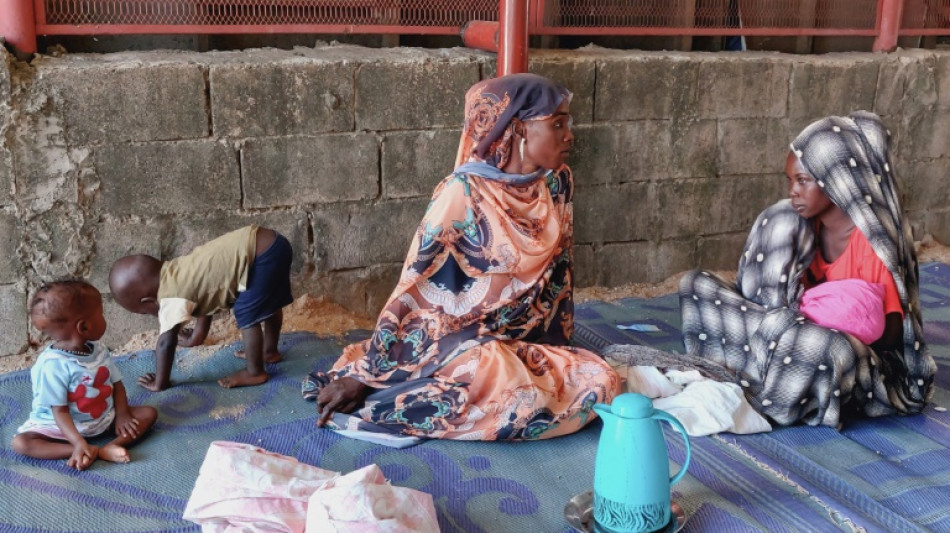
498, 0, 529, 76
461, 20, 499, 53
0, 0, 37, 55
873, 0, 904, 52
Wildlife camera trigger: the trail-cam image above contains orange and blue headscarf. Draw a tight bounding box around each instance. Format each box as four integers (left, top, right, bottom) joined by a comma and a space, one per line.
454, 73, 572, 172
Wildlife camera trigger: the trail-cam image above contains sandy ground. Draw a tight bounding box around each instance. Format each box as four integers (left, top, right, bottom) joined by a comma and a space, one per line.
2, 240, 949, 375
0, 295, 375, 375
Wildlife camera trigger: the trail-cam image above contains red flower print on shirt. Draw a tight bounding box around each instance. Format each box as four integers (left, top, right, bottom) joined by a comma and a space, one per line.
67, 366, 112, 419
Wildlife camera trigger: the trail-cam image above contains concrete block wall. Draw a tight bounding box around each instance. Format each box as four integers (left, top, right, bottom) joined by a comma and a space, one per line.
0, 45, 948, 356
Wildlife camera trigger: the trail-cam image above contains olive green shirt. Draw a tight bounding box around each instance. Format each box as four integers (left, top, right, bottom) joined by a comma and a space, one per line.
157, 225, 258, 333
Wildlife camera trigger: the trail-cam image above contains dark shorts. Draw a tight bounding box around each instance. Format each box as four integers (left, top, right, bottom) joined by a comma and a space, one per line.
233, 233, 294, 329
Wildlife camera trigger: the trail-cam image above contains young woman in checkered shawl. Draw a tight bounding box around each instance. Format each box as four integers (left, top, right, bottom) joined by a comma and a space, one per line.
678, 111, 935, 428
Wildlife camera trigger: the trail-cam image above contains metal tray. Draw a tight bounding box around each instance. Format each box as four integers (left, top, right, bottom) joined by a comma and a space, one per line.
564, 491, 686, 533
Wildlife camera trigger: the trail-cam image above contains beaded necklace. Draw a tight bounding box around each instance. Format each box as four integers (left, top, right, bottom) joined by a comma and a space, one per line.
53, 342, 94, 357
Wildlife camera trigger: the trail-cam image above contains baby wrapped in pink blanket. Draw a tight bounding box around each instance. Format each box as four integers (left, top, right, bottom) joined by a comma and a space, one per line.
183, 440, 439, 532
799, 279, 886, 345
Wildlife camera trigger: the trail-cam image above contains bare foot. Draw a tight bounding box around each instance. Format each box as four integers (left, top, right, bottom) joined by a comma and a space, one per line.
233, 350, 282, 364
218, 369, 269, 389
99, 443, 130, 464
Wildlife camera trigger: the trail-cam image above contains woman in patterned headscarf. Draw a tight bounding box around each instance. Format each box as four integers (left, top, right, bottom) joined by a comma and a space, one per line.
678, 111, 935, 428
304, 73, 620, 440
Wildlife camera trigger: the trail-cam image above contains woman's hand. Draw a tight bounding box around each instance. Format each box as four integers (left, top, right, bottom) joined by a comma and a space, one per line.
316, 377, 369, 427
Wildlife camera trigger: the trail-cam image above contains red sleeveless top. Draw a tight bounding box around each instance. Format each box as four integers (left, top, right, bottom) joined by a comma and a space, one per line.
807, 227, 903, 317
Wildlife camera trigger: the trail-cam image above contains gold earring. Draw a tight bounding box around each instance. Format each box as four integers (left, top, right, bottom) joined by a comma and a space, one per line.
519, 137, 526, 161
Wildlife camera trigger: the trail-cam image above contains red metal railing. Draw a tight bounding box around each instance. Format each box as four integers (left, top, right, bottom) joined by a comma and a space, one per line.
1, 0, 947, 56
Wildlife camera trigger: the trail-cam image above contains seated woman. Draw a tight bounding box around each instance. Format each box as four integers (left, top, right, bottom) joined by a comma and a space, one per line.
304, 73, 620, 440
679, 111, 935, 427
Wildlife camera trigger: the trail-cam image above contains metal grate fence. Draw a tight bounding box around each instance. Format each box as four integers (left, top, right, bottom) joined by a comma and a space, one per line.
901, 0, 950, 33
1, 0, 946, 53
32, 0, 891, 33
534, 0, 882, 36
37, 0, 499, 33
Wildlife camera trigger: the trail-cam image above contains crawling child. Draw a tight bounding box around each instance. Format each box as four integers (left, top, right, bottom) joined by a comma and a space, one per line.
108, 224, 293, 391
12, 280, 157, 470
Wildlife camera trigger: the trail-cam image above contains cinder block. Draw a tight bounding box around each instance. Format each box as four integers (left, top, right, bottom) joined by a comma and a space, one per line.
570, 123, 670, 186
788, 58, 880, 133
595, 55, 699, 121
902, 158, 950, 212
164, 211, 311, 273
696, 56, 790, 119
597, 239, 696, 285
0, 211, 17, 284
656, 179, 717, 240
94, 140, 240, 216
874, 60, 904, 120
356, 59, 480, 130
242, 134, 378, 208
211, 61, 356, 137
573, 117, 717, 183
0, 47, 10, 106
0, 145, 11, 207
901, 106, 950, 160
301, 263, 403, 318
574, 183, 653, 244
938, 54, 950, 106
696, 232, 748, 272
718, 118, 790, 176
382, 130, 458, 199
656, 176, 782, 240
311, 198, 427, 271
670, 119, 719, 179
920, 208, 950, 247
10, 119, 83, 211
529, 54, 596, 124
37, 60, 208, 144
21, 210, 88, 281
0, 49, 10, 202
89, 219, 161, 291
572, 243, 597, 288
874, 53, 938, 118
102, 294, 159, 352
725, 175, 787, 230
645, 239, 698, 285
0, 46, 13, 205
0, 48, 10, 204
0, 285, 28, 356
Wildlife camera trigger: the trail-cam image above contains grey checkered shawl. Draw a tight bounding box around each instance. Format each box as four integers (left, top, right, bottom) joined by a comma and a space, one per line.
679, 112, 935, 427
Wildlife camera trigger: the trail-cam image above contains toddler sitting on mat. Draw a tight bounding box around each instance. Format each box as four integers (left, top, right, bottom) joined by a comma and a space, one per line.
109, 224, 293, 391
12, 280, 157, 470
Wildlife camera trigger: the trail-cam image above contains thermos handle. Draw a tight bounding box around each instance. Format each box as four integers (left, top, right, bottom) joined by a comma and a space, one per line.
652, 411, 692, 486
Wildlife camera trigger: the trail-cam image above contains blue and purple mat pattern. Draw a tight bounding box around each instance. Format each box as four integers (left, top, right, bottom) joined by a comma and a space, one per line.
2, 263, 950, 532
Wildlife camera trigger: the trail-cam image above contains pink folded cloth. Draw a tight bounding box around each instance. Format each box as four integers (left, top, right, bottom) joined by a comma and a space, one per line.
307, 465, 440, 532
183, 441, 439, 533
800, 278, 886, 345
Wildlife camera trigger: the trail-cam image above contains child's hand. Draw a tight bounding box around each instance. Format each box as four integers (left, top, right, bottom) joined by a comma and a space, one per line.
137, 373, 167, 392
115, 413, 141, 439
178, 328, 198, 347
68, 442, 99, 471
177, 316, 211, 348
